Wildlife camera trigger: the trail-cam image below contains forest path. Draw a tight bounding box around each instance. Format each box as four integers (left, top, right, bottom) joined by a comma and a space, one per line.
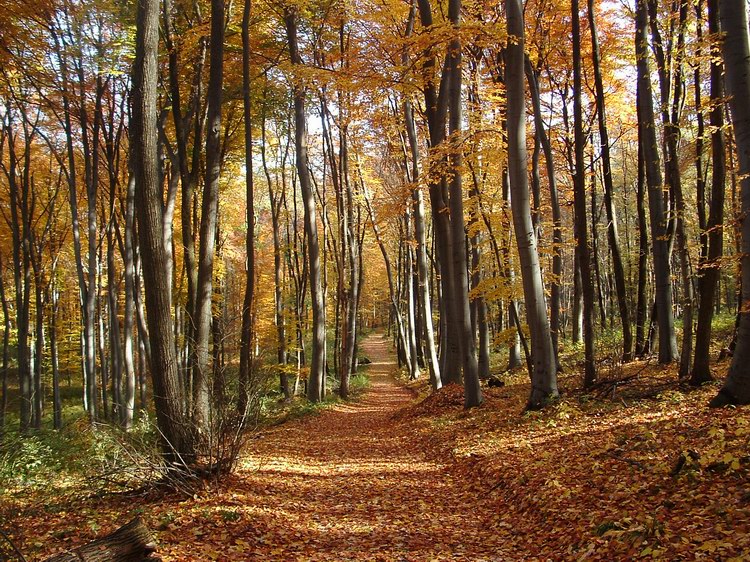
233, 332, 513, 561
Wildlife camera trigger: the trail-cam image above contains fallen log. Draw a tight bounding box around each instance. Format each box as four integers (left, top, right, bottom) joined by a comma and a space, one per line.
43, 517, 159, 562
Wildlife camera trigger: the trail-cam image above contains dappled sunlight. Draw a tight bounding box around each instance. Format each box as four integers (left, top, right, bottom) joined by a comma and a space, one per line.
202, 333, 517, 560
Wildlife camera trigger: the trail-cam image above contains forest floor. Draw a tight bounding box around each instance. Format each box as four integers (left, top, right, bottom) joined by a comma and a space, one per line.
5, 332, 750, 560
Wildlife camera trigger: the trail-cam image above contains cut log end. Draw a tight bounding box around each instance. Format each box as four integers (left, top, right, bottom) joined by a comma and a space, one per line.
43, 517, 159, 562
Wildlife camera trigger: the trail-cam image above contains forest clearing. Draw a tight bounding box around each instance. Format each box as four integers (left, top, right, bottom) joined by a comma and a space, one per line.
3, 0, 750, 558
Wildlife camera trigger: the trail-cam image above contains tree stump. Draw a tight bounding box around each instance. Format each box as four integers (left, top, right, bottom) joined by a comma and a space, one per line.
43, 517, 159, 562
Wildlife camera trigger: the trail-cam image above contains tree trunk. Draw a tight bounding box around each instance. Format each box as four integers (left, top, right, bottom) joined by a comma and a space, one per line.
0, 253, 9, 431
447, 0, 482, 407
692, 0, 725, 385
634, 131, 650, 358
635, 0, 678, 364
285, 7, 327, 403
42, 517, 158, 562
506, 0, 558, 408
238, 0, 256, 414
405, 99, 441, 389
132, 0, 194, 460
710, 0, 750, 405
122, 174, 137, 428
588, 0, 632, 360
416, 0, 462, 386
525, 60, 562, 366
572, 0, 597, 387
193, 0, 225, 428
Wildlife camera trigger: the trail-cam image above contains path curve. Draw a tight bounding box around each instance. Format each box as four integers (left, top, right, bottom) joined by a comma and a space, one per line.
236, 333, 512, 561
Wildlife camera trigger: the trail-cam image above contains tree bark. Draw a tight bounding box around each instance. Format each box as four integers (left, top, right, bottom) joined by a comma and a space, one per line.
132, 0, 194, 460
42, 517, 157, 562
572, 0, 597, 387
588, 0, 632, 361
285, 6, 326, 402
447, 0, 482, 407
710, 0, 750, 405
507, 0, 558, 409
193, 0, 225, 428
691, 0, 725, 385
238, 0, 256, 414
635, 0, 678, 364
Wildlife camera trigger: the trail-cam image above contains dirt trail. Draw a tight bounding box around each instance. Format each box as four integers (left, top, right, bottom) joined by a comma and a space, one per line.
234, 333, 513, 561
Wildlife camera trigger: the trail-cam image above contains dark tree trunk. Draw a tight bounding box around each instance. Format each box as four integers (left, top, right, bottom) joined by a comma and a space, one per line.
573, 0, 596, 387
634, 131, 650, 358
238, 0, 256, 414
0, 253, 9, 431
132, 0, 194, 460
691, 0, 725, 385
447, 0, 482, 407
710, 0, 750, 406
588, 0, 632, 360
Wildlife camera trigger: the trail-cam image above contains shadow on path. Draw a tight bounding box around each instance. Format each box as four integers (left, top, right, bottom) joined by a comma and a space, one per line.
233, 333, 513, 561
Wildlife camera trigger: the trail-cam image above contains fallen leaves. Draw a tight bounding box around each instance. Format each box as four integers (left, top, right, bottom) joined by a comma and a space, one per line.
4, 336, 750, 560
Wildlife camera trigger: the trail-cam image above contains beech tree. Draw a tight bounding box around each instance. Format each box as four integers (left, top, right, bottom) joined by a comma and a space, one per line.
132, 0, 194, 459
507, 0, 558, 409
711, 0, 750, 406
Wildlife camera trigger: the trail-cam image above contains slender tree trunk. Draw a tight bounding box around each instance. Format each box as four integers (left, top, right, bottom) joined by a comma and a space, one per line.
285, 7, 326, 402
634, 132, 650, 358
405, 99, 441, 389
50, 279, 61, 430
51, 27, 97, 423
261, 94, 290, 399
507, 0, 558, 408
572, 0, 596, 387
122, 174, 136, 428
692, 0, 725, 385
588, 0, 632, 360
525, 60, 562, 366
0, 254, 9, 431
238, 0, 256, 414
193, 0, 225, 428
636, 0, 678, 364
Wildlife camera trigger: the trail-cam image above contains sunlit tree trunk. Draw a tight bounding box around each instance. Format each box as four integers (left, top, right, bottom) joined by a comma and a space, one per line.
405, 99, 441, 389
507, 0, 558, 408
193, 0, 225, 427
525, 60, 562, 366
285, 6, 326, 402
635, 0, 678, 364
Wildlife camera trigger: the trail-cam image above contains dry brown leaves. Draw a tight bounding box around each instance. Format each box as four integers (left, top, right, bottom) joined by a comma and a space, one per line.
6, 337, 750, 561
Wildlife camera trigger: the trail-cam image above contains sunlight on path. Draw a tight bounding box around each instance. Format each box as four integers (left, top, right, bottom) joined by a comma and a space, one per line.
234, 333, 512, 561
